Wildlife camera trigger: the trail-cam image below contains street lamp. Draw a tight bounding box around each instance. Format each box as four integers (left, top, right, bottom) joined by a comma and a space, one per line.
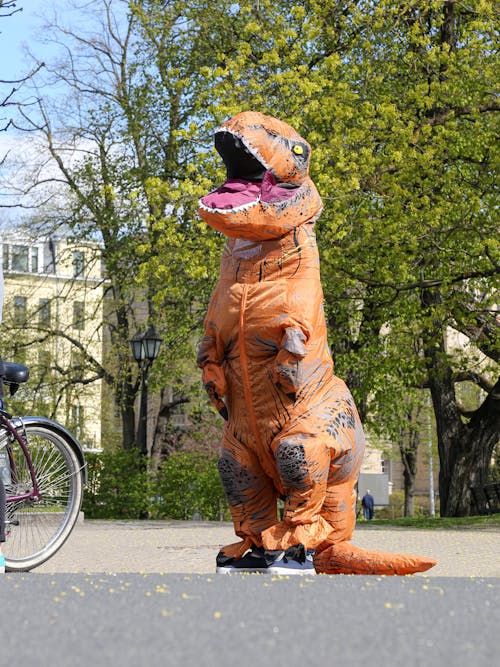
130, 326, 162, 456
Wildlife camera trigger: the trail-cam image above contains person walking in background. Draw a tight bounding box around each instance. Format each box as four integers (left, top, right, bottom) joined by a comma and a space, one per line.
362, 490, 375, 520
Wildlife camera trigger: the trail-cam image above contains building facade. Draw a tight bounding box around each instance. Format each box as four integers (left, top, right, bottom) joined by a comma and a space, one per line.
1, 233, 104, 451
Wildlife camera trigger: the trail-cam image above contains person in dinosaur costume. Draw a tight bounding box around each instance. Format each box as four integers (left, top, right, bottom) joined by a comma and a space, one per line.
197, 111, 436, 576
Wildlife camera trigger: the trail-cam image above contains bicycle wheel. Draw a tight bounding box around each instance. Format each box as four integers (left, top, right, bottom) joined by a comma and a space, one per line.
1, 421, 83, 572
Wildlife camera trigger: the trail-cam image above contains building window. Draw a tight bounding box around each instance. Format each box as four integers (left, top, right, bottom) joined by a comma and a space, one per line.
14, 296, 27, 325
73, 251, 85, 278
73, 301, 84, 330
70, 348, 85, 374
11, 246, 29, 272
38, 298, 51, 327
2, 244, 41, 273
45, 240, 57, 274
31, 247, 39, 273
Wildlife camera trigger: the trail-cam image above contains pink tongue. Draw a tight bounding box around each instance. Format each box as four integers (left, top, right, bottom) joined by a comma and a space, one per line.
201, 178, 261, 210
200, 172, 298, 210
260, 171, 297, 203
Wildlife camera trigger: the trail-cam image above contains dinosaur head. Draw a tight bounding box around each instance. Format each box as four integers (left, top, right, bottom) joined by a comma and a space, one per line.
199, 111, 323, 241
214, 111, 312, 185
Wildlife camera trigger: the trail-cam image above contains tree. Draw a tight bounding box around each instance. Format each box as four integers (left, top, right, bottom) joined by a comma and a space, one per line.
194, 0, 499, 515
0, 0, 20, 13
3, 0, 223, 454
308, 0, 499, 516
3, 0, 498, 514
0, 2, 44, 135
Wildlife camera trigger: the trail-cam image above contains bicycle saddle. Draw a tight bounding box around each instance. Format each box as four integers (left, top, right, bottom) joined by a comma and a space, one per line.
2, 361, 30, 385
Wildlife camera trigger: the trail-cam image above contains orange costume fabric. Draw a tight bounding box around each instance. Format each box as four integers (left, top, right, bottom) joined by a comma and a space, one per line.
197, 111, 436, 575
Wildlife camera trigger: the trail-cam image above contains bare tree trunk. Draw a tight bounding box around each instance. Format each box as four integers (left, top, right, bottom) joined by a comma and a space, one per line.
401, 429, 418, 517
121, 396, 137, 450
150, 389, 189, 471
441, 377, 500, 515
422, 290, 500, 516
426, 352, 499, 516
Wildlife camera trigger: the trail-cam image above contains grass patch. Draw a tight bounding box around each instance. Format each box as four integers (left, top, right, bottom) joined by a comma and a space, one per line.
358, 513, 500, 529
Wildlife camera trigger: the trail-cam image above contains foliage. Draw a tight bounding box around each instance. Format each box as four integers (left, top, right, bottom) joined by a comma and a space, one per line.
489, 444, 500, 483
365, 513, 500, 530
153, 452, 227, 520
2, 0, 498, 514
188, 0, 499, 515
82, 449, 228, 520
1, 0, 227, 448
82, 449, 151, 519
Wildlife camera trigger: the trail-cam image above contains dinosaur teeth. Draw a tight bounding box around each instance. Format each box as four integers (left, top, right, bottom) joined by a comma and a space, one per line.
213, 127, 271, 172
198, 198, 260, 214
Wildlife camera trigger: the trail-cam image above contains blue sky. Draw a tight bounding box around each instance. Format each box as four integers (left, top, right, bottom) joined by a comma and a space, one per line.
0, 0, 66, 80
0, 1, 70, 221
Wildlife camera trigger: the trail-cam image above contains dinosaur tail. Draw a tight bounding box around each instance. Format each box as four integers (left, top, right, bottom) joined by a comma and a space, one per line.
313, 539, 437, 575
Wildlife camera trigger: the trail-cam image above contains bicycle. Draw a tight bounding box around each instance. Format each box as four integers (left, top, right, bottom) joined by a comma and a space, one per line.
0, 361, 87, 572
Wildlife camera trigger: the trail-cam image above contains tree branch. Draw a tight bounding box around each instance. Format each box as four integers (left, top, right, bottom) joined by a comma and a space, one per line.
454, 370, 494, 393
339, 265, 500, 294
452, 300, 500, 364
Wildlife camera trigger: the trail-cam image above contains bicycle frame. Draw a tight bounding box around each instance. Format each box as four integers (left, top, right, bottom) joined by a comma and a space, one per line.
0, 362, 87, 571
0, 410, 40, 505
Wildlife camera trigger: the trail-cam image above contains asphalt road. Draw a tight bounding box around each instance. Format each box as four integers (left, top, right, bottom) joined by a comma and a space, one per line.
1, 521, 498, 667
1, 573, 498, 667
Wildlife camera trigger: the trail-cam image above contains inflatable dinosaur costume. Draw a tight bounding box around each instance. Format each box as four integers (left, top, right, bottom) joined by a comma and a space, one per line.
198, 111, 436, 575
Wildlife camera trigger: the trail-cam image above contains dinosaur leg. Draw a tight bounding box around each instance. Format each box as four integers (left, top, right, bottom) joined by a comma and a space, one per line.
260, 389, 365, 552
217, 433, 278, 562
258, 434, 436, 575
261, 435, 334, 550
320, 472, 359, 544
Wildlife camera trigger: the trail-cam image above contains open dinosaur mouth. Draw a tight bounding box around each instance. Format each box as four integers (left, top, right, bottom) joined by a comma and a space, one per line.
215, 131, 266, 182
200, 130, 299, 212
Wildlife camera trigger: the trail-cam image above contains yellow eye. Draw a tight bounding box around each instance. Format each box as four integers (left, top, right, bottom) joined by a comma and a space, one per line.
292, 145, 304, 155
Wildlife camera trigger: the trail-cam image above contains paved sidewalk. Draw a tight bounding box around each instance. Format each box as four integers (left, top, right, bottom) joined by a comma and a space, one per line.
35, 519, 500, 577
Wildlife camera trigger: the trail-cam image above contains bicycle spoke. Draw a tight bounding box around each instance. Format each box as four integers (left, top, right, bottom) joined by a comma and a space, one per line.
2, 423, 83, 571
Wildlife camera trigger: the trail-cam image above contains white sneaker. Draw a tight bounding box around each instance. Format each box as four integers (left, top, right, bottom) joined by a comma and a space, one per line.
0, 553, 5, 574
267, 551, 316, 575
216, 549, 273, 574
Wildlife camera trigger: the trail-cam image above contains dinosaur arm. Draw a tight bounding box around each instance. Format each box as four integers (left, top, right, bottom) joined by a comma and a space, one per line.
197, 303, 228, 419
272, 278, 326, 396
273, 327, 308, 397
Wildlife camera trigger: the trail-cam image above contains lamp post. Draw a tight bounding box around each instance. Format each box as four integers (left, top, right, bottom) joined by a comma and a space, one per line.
130, 326, 162, 457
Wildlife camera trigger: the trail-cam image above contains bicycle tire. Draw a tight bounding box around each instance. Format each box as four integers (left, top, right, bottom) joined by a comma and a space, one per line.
1, 421, 83, 572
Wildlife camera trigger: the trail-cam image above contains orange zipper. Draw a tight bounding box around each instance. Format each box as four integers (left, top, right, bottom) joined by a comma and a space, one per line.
239, 285, 264, 451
